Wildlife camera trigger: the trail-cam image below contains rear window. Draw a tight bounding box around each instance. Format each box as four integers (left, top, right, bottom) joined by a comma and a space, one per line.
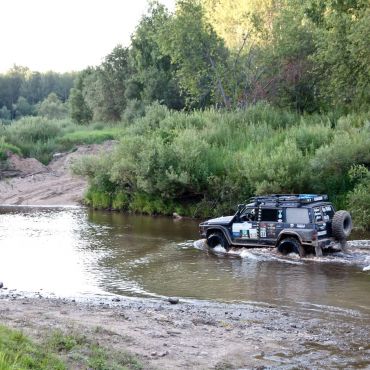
286, 208, 310, 224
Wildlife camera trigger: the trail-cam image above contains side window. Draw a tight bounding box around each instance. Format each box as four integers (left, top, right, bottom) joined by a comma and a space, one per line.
240, 208, 257, 221
321, 205, 334, 221
286, 208, 310, 224
260, 208, 280, 222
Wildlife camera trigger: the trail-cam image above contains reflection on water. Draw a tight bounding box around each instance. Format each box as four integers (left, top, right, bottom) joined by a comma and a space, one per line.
0, 206, 369, 315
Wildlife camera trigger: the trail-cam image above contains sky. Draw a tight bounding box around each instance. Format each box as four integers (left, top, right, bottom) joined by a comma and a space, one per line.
0, 0, 175, 73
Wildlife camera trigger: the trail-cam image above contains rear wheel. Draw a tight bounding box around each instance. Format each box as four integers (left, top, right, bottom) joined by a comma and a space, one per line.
207, 231, 230, 251
277, 237, 306, 257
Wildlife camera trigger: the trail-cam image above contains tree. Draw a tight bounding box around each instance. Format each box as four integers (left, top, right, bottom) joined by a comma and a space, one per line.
0, 105, 11, 122
21, 71, 43, 104
240, 0, 318, 112
159, 0, 230, 108
0, 65, 28, 118
82, 46, 130, 121
308, 0, 370, 109
0, 67, 77, 121
69, 71, 93, 124
15, 96, 34, 118
129, 2, 184, 109
200, 0, 280, 49
38, 93, 68, 119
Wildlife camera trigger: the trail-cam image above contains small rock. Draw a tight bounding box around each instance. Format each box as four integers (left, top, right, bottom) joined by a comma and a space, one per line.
168, 297, 179, 304
359, 346, 364, 351
159, 351, 169, 357
53, 153, 64, 159
173, 212, 183, 220
0, 282, 3, 289
167, 330, 181, 336
151, 352, 157, 357
112, 297, 121, 302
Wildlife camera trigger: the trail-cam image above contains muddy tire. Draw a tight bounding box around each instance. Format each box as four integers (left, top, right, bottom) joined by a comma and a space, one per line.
277, 237, 306, 257
207, 231, 230, 251
332, 210, 352, 241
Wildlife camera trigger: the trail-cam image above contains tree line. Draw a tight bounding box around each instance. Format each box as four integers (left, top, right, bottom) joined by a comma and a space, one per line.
1, 1, 368, 124
70, 0, 369, 123
0, 66, 77, 121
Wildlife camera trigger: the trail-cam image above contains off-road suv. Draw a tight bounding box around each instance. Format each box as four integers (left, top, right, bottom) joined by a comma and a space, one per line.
199, 194, 352, 257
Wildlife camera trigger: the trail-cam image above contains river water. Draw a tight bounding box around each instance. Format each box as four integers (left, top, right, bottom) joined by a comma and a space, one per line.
0, 206, 369, 315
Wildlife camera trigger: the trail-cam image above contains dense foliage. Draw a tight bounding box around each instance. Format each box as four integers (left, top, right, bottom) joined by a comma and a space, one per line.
71, 104, 370, 229
69, 0, 369, 123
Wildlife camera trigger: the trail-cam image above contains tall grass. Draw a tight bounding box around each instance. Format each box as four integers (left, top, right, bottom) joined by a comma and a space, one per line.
0, 325, 142, 370
0, 117, 119, 164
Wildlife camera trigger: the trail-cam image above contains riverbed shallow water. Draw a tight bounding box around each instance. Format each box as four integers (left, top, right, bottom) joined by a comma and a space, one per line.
0, 206, 369, 315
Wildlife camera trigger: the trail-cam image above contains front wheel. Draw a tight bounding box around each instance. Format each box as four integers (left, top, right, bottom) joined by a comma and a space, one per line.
207, 231, 230, 251
277, 237, 305, 257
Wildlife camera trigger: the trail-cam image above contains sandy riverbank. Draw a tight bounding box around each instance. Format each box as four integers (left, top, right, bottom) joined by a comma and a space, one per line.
0, 291, 369, 369
0, 141, 115, 206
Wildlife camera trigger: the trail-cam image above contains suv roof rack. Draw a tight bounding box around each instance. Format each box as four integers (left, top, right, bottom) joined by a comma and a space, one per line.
248, 194, 328, 207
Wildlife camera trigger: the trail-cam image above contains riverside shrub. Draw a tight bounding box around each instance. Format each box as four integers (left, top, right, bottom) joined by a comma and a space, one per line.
74, 105, 370, 225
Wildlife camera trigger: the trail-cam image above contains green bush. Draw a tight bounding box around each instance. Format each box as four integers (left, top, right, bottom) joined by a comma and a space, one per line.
111, 191, 129, 210
2, 117, 62, 163
5, 116, 61, 144
0, 136, 22, 160
122, 99, 146, 123
346, 165, 370, 230
310, 127, 370, 194
73, 107, 368, 223
347, 182, 370, 231
85, 188, 112, 209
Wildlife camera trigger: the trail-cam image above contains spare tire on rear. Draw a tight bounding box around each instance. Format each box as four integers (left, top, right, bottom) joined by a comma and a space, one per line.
332, 210, 352, 240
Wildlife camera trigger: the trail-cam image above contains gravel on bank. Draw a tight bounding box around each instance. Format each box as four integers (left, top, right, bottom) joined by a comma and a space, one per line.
0, 291, 369, 369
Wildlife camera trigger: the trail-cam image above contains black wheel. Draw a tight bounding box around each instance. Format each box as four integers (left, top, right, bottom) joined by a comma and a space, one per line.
332, 210, 352, 241
277, 237, 306, 257
207, 231, 230, 251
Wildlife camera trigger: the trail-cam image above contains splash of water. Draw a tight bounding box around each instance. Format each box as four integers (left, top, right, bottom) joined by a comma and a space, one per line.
213, 245, 227, 253
194, 238, 370, 270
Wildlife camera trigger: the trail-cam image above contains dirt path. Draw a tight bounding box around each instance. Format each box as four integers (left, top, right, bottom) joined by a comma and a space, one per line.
0, 293, 369, 369
0, 141, 115, 206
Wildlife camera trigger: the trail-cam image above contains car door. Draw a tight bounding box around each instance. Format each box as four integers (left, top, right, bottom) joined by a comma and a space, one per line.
258, 207, 283, 246
231, 207, 259, 245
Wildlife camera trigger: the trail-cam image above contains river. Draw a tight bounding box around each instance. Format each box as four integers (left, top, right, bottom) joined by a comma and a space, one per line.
0, 206, 369, 316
